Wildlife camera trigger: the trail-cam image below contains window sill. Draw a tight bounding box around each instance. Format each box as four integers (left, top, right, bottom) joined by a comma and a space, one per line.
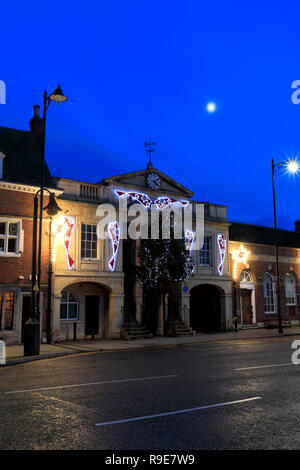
60, 319, 79, 322
0, 252, 21, 257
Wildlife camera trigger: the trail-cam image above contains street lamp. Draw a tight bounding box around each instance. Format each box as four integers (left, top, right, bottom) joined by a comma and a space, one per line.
272, 157, 299, 335
24, 85, 66, 357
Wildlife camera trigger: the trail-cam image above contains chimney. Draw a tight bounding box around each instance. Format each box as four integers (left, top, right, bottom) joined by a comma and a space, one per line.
30, 105, 43, 137
295, 220, 300, 232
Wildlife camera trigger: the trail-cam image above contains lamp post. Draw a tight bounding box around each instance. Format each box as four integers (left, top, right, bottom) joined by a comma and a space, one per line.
23, 85, 67, 357
271, 158, 299, 335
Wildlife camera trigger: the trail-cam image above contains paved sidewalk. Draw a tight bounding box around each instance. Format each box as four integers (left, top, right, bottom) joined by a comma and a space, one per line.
2, 326, 300, 366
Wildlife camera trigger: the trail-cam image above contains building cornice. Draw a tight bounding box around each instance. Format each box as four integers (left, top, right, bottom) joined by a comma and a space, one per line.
0, 180, 63, 196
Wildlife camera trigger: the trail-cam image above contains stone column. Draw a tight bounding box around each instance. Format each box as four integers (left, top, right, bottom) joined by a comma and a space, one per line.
223, 291, 233, 331
52, 294, 61, 342
135, 282, 143, 324
156, 294, 164, 336
108, 293, 124, 338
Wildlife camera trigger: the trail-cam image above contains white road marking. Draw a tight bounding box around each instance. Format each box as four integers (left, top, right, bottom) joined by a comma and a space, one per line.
95, 396, 262, 427
235, 363, 297, 371
5, 375, 179, 394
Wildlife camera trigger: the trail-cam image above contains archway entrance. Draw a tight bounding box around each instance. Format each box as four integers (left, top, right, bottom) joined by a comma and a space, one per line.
190, 284, 223, 332
239, 270, 255, 325
59, 282, 110, 339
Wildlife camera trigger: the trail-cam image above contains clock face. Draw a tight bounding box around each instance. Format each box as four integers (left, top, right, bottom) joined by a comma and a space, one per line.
147, 173, 160, 189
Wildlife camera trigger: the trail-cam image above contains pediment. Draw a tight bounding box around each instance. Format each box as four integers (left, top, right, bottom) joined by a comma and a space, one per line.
100, 167, 193, 199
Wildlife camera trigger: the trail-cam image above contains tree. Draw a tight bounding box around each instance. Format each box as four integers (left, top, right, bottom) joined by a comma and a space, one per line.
137, 213, 194, 334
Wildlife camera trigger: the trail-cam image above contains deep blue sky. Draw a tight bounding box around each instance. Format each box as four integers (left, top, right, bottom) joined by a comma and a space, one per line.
1, 1, 300, 229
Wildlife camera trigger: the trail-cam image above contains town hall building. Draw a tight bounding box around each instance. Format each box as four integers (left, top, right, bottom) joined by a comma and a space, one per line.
1, 107, 300, 345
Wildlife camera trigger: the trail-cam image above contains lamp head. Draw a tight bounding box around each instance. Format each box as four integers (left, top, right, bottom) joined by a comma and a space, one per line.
287, 159, 300, 174
49, 85, 67, 103
43, 193, 62, 216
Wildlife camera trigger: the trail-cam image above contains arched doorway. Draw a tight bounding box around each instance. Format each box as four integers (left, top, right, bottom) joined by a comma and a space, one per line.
190, 284, 224, 332
239, 270, 256, 325
59, 282, 110, 339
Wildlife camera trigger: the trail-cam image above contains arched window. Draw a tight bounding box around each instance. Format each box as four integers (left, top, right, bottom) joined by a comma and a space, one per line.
240, 270, 253, 283
60, 290, 78, 320
285, 273, 297, 305
264, 273, 276, 313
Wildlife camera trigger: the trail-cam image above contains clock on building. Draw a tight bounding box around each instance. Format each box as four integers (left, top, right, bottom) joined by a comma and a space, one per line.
147, 173, 160, 190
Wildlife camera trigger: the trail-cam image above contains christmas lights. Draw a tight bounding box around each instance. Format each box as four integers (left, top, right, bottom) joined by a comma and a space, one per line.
52, 215, 75, 270
115, 190, 152, 209
154, 196, 189, 210
114, 189, 189, 210
232, 244, 251, 279
108, 221, 120, 271
217, 233, 226, 276
185, 229, 195, 251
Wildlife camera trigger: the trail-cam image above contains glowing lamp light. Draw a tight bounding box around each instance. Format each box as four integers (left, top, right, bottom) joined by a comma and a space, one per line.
287, 159, 300, 174
232, 244, 251, 279
206, 102, 216, 113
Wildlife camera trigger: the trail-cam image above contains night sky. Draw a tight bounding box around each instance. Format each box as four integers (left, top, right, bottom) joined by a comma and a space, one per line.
1, 1, 300, 230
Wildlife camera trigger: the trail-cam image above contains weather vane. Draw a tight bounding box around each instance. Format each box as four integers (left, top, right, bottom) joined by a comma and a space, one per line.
144, 138, 156, 168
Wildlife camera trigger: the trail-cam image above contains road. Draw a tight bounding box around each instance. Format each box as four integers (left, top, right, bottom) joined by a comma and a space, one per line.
1, 335, 300, 450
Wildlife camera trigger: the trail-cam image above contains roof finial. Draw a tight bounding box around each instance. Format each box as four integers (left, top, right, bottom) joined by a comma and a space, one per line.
144, 138, 156, 169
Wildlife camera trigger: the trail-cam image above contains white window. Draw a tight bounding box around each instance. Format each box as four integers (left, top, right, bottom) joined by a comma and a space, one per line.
0, 219, 23, 256
199, 237, 212, 266
0, 291, 15, 331
60, 290, 78, 320
285, 273, 297, 305
81, 224, 97, 259
264, 273, 276, 313
240, 270, 253, 283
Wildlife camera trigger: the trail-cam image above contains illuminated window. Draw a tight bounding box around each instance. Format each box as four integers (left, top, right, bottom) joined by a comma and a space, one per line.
0, 220, 21, 256
264, 273, 276, 313
60, 291, 78, 320
0, 291, 15, 331
81, 224, 97, 259
285, 273, 297, 305
199, 237, 212, 266
240, 270, 253, 283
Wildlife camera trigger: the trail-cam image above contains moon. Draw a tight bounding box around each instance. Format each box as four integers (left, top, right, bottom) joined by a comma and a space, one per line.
206, 102, 217, 113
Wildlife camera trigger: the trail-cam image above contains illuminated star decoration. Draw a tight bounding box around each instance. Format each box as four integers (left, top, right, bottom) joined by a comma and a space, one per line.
108, 221, 120, 271
232, 244, 251, 279
217, 233, 226, 276
52, 215, 75, 270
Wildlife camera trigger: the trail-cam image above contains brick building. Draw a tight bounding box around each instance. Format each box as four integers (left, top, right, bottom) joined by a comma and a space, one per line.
229, 222, 300, 327
0, 110, 61, 344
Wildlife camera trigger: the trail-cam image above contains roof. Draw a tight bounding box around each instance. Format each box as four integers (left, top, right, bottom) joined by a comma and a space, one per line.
229, 222, 300, 248
100, 167, 194, 197
0, 126, 53, 186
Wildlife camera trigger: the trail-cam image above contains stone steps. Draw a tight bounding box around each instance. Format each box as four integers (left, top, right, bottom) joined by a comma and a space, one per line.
167, 318, 195, 336
121, 322, 152, 340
